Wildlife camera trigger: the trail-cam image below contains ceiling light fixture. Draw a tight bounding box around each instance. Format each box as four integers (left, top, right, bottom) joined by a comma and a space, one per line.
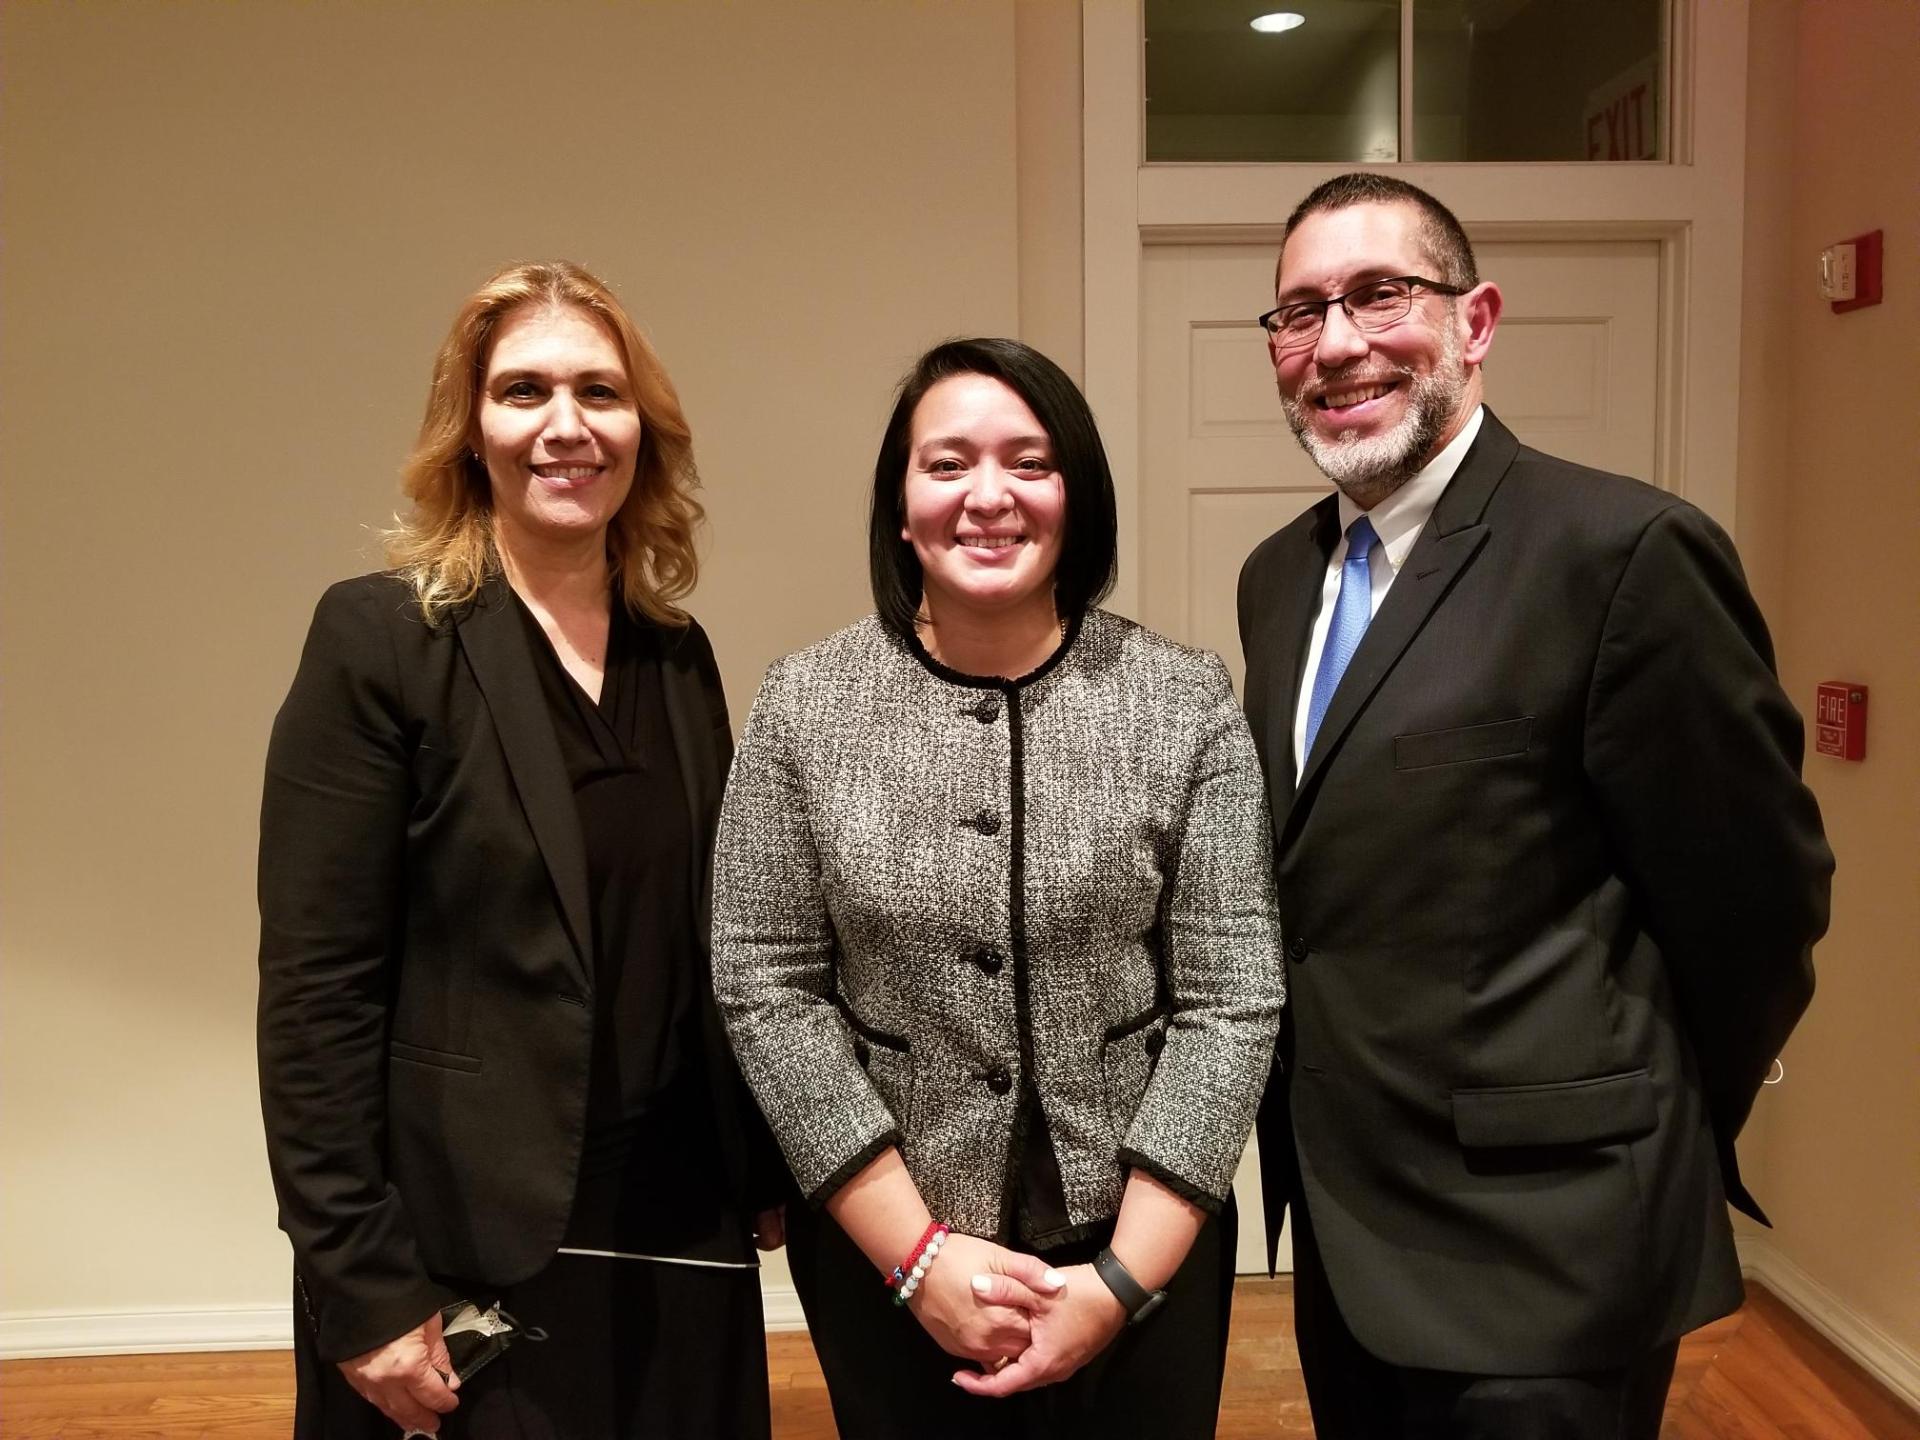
1250, 12, 1307, 33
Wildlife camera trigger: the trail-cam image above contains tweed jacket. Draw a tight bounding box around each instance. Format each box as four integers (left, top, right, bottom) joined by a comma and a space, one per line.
712, 609, 1284, 1244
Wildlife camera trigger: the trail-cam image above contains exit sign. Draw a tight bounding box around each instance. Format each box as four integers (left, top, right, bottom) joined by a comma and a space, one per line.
1585, 57, 1660, 161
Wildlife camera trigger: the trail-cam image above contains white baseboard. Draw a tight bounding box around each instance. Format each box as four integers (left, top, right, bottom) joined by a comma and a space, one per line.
2, 1285, 809, 1360
0, 1306, 293, 1358
1738, 1236, 1920, 1414
761, 1282, 807, 1332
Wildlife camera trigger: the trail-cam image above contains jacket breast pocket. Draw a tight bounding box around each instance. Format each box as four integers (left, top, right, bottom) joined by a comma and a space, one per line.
1101, 1004, 1169, 1132
1395, 717, 1534, 770
1451, 1068, 1656, 1149
389, 1039, 483, 1074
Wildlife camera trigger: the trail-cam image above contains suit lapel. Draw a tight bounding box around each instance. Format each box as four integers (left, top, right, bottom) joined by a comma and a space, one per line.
453, 578, 594, 983
1289, 412, 1519, 813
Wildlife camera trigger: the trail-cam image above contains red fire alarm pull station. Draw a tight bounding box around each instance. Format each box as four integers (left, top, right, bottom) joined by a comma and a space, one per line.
1823, 230, 1884, 314
1814, 682, 1868, 761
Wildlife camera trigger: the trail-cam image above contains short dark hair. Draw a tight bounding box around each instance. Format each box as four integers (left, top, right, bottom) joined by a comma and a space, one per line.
868, 338, 1118, 641
1281, 173, 1479, 290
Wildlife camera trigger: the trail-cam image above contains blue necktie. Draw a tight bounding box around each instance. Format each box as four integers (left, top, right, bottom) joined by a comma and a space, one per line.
1304, 517, 1379, 759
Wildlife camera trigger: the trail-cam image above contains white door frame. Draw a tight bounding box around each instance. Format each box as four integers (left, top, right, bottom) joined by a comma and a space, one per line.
1084, 0, 1750, 619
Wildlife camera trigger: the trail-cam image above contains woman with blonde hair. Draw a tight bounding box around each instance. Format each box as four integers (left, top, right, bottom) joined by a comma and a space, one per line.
259, 260, 784, 1438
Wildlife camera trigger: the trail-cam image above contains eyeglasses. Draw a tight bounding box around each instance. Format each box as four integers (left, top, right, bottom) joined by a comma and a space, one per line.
1258, 276, 1466, 351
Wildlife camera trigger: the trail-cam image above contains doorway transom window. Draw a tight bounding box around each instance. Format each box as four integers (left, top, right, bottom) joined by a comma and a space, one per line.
1145, 0, 1668, 164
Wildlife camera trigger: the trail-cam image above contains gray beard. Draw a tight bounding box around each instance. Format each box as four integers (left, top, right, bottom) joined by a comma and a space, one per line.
1281, 334, 1468, 509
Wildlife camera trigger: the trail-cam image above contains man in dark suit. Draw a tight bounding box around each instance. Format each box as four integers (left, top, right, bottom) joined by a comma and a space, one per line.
1238, 173, 1833, 1438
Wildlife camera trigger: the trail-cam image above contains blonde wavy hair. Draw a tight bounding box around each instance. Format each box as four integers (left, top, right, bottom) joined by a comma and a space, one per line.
386, 260, 704, 624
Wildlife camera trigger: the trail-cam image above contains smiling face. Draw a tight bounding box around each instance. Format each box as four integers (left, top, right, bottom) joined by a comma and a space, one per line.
475, 303, 640, 558
901, 373, 1066, 626
1271, 200, 1488, 507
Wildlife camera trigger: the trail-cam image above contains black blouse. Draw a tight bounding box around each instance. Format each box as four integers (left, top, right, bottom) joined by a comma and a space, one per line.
515, 596, 698, 1172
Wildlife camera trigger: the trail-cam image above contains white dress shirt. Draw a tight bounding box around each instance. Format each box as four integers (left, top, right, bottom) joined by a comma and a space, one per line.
1292, 406, 1486, 781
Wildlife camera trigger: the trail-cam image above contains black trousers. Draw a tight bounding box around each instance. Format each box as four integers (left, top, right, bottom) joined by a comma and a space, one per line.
1289, 1195, 1678, 1440
292, 1117, 770, 1440
292, 1255, 769, 1440
786, 1198, 1237, 1440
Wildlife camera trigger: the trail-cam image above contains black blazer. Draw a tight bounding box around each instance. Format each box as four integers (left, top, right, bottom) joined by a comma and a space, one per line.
258, 573, 779, 1362
1238, 411, 1831, 1375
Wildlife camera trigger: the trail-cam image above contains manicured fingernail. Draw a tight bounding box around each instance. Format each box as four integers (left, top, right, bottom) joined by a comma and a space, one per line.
1043, 1268, 1066, 1287
971, 1273, 992, 1294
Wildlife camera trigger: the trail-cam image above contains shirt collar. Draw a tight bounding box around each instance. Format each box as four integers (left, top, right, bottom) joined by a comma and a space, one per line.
1335, 405, 1484, 573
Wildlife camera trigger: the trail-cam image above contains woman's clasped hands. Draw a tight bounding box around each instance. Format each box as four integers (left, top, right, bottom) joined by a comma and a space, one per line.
953, 1259, 1129, 1399
905, 1233, 1127, 1398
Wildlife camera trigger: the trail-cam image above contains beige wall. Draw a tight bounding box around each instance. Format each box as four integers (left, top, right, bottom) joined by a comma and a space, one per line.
1727, 0, 1802, 1217
1016, 0, 1086, 384
1739, 0, 1920, 1360
0, 0, 1074, 1324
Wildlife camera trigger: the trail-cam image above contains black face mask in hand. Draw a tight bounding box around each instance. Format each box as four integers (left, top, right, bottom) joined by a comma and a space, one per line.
399, 1302, 547, 1437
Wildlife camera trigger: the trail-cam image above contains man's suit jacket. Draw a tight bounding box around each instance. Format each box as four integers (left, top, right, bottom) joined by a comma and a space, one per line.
1237, 411, 1831, 1376
258, 572, 779, 1362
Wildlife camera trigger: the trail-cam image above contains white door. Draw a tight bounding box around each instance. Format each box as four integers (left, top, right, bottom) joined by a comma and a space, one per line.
1139, 236, 1663, 1273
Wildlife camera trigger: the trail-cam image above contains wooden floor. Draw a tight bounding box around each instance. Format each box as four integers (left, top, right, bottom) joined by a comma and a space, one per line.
4, 1281, 1914, 1438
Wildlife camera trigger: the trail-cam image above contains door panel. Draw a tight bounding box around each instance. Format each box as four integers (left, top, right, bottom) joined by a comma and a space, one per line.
1141, 236, 1662, 1272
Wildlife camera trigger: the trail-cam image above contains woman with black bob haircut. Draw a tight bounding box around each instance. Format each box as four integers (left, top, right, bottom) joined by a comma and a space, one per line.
868, 337, 1118, 640
713, 337, 1285, 1435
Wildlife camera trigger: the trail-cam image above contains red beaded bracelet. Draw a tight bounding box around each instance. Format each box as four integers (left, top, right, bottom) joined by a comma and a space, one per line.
888, 1221, 947, 1289
888, 1221, 950, 1306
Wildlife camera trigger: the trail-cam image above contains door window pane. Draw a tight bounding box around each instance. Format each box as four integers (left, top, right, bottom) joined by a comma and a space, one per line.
1145, 0, 1400, 163
1413, 0, 1666, 160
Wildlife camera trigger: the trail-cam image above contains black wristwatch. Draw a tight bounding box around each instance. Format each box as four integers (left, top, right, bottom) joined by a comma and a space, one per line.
1093, 1246, 1168, 1326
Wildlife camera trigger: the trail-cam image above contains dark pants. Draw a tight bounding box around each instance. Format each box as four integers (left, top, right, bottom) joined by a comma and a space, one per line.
786, 1198, 1237, 1440
293, 1254, 770, 1440
291, 1128, 771, 1440
1289, 1197, 1677, 1440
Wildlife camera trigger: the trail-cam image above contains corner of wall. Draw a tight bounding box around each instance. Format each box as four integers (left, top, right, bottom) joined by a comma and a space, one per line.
1731, 0, 1798, 619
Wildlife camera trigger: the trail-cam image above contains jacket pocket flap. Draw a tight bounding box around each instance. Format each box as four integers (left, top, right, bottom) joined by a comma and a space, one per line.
389, 1039, 482, 1073
1395, 717, 1533, 770
1452, 1069, 1655, 1148
1103, 1000, 1170, 1043
833, 993, 909, 1052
